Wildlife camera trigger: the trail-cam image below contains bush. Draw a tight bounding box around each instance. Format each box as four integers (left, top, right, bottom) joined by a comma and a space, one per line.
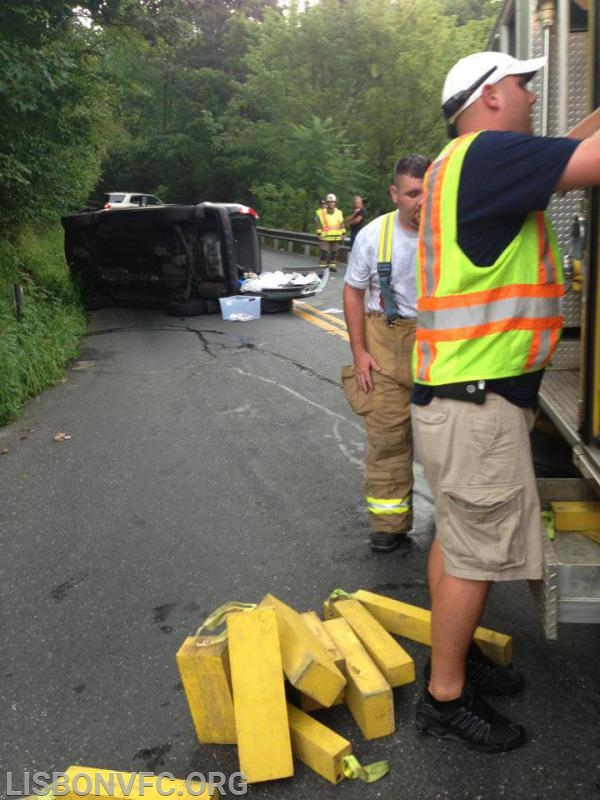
0, 223, 86, 426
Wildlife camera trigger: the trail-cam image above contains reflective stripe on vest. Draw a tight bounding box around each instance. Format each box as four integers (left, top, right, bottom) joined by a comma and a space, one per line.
415, 132, 564, 385
376, 211, 398, 323
366, 493, 412, 516
319, 208, 345, 240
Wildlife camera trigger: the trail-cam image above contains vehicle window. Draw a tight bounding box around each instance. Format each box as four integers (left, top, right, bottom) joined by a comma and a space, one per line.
147, 196, 162, 206
106, 193, 126, 203
130, 195, 144, 206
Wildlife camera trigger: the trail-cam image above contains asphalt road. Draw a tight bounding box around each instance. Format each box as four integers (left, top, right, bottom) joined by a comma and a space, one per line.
1, 247, 600, 800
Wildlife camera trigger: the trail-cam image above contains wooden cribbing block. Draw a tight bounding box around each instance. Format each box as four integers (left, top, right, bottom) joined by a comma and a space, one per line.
294, 612, 346, 709
59, 767, 219, 800
582, 530, 600, 545
288, 684, 345, 712
327, 598, 414, 687
259, 594, 346, 707
336, 589, 513, 667
176, 635, 236, 744
287, 702, 352, 784
227, 607, 294, 783
301, 611, 346, 673
551, 501, 600, 531
324, 617, 394, 740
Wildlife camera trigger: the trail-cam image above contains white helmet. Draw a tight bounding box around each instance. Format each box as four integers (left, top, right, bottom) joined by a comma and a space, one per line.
326, 193, 336, 202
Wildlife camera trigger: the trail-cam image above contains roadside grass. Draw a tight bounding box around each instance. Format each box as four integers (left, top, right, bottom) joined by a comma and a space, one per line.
0, 224, 86, 427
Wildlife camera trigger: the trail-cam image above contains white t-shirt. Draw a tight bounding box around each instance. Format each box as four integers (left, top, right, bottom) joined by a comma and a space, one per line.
344, 210, 418, 317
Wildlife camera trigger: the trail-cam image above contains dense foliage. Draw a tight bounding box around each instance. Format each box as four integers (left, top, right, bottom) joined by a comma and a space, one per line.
97, 0, 497, 225
0, 0, 497, 423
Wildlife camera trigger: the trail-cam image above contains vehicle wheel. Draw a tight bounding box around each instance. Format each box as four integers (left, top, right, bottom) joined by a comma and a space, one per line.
167, 298, 207, 317
147, 205, 195, 224
261, 297, 293, 314
62, 212, 98, 229
71, 270, 111, 310
203, 299, 221, 315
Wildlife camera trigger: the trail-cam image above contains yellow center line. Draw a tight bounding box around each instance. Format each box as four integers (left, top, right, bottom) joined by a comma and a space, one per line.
292, 302, 349, 341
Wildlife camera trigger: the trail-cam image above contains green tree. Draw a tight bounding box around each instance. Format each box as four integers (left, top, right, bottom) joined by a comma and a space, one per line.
223, 0, 494, 226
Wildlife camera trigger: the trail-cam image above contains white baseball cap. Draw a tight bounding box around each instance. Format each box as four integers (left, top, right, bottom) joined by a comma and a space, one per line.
326, 193, 336, 202
442, 51, 546, 124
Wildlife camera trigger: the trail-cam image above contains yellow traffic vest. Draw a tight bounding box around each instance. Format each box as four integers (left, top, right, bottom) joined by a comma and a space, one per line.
318, 208, 345, 241
414, 132, 564, 385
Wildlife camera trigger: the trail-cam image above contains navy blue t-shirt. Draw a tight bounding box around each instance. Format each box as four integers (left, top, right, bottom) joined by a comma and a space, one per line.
412, 131, 580, 408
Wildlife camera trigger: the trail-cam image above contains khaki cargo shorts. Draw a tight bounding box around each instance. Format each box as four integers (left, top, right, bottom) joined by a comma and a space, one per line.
412, 393, 543, 581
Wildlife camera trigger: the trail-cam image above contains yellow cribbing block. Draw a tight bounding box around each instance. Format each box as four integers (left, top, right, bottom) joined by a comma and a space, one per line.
301, 610, 346, 673
582, 530, 600, 545
227, 607, 294, 783
296, 612, 346, 709
287, 702, 352, 784
59, 767, 219, 800
324, 617, 394, 740
288, 685, 345, 712
335, 589, 513, 667
327, 598, 415, 687
259, 594, 346, 707
176, 636, 236, 744
551, 501, 600, 531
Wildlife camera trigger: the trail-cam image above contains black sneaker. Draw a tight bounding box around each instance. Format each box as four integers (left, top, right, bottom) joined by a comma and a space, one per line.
415, 685, 526, 753
466, 642, 524, 695
424, 642, 524, 696
370, 532, 410, 552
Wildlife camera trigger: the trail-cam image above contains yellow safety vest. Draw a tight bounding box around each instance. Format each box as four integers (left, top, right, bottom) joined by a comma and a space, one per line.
414, 132, 564, 385
318, 208, 345, 241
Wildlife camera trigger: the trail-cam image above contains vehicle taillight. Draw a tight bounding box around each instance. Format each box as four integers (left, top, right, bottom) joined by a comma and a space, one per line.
239, 205, 258, 219
104, 203, 112, 209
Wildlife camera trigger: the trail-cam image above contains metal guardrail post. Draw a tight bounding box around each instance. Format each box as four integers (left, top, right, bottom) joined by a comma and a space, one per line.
13, 283, 24, 321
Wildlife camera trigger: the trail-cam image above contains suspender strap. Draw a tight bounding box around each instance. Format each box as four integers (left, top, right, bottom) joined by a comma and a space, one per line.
377, 212, 398, 324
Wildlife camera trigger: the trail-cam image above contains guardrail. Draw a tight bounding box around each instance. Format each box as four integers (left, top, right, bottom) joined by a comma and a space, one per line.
257, 226, 350, 260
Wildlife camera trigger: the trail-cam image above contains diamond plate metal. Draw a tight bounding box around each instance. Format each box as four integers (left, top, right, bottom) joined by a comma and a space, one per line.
530, 20, 588, 327
549, 339, 581, 370
539, 369, 580, 444
530, 540, 560, 639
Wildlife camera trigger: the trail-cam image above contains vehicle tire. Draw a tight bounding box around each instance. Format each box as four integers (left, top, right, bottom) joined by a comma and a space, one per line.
70, 269, 111, 310
82, 290, 112, 311
261, 297, 293, 314
167, 298, 207, 317
62, 212, 98, 230
147, 205, 195, 224
203, 299, 221, 315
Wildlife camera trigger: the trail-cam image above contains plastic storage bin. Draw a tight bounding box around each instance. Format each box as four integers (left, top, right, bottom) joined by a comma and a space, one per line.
219, 295, 261, 321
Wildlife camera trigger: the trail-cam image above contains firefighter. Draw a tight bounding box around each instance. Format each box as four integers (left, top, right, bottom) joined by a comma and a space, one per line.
342, 155, 430, 552
316, 193, 345, 271
411, 50, 600, 753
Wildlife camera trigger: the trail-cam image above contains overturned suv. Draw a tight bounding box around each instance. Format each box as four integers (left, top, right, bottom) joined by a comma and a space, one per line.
62, 202, 262, 316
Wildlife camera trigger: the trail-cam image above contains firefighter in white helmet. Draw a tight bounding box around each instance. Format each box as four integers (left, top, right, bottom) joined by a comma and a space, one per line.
315, 193, 345, 271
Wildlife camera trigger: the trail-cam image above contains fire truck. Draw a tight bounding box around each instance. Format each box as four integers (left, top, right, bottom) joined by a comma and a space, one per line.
490, 0, 600, 636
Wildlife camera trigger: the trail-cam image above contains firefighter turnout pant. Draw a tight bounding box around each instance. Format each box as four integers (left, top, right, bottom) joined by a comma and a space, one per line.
342, 313, 415, 535
318, 239, 340, 269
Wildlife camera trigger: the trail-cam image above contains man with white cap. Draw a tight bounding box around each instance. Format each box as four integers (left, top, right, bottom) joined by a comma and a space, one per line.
412, 50, 600, 753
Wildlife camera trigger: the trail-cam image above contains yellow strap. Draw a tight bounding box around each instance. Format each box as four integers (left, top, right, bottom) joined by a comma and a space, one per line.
195, 602, 257, 644
342, 755, 390, 783
541, 511, 555, 541
327, 588, 354, 602
377, 211, 395, 263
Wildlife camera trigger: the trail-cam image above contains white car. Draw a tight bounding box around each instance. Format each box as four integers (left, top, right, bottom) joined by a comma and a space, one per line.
103, 192, 163, 209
